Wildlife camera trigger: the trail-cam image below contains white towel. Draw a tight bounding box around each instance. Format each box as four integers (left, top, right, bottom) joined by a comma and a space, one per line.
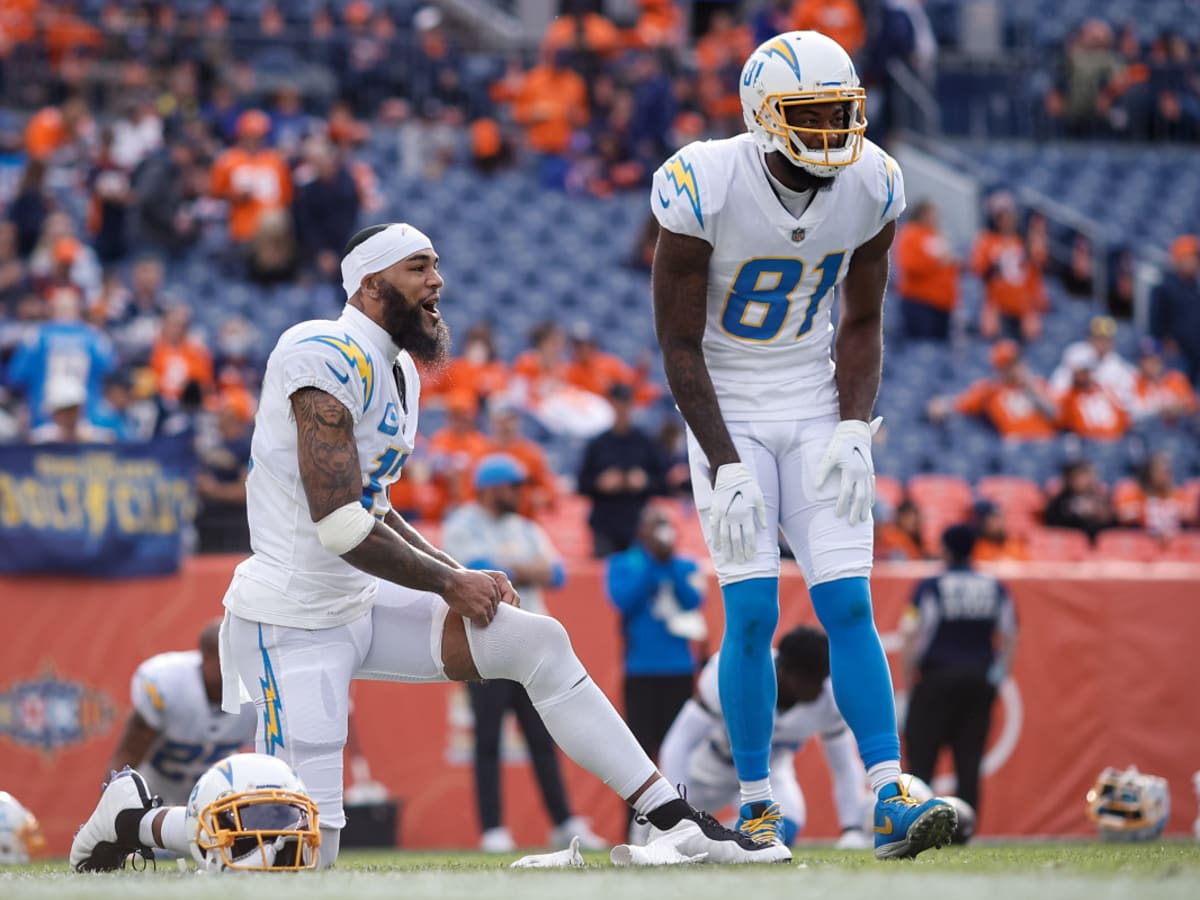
219, 610, 252, 714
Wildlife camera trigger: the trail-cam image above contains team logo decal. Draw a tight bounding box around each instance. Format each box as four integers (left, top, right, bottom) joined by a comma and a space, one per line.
0, 667, 115, 754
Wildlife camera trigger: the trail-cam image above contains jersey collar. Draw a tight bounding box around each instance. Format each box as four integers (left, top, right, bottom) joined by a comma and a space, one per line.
340, 304, 401, 365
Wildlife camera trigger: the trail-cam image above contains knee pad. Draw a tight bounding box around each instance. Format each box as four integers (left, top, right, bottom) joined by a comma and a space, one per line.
466, 605, 586, 709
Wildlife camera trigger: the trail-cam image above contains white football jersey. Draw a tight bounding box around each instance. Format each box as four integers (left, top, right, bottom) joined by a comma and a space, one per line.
224, 304, 420, 629
651, 134, 905, 420
131, 651, 257, 805
696, 652, 849, 758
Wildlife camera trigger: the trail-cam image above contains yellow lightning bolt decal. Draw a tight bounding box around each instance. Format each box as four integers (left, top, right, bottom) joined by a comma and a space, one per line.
302, 333, 376, 409
257, 624, 284, 756
663, 155, 704, 228
144, 681, 165, 711
763, 37, 803, 81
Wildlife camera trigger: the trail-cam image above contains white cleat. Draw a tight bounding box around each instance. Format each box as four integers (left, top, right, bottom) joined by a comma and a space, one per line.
615, 802, 792, 865
70, 768, 160, 872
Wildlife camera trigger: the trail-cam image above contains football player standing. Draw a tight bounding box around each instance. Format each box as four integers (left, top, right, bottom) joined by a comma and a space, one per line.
650, 30, 955, 859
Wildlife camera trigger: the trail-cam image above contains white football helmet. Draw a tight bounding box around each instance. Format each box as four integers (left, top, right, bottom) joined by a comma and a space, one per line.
185, 753, 320, 872
739, 31, 867, 178
0, 791, 45, 864
1086, 766, 1170, 842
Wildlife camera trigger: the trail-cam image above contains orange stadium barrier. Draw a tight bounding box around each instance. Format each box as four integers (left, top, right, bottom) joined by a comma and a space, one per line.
3, 557, 1200, 854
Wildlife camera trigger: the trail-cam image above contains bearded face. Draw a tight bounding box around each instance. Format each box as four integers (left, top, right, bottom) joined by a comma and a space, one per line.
376, 278, 450, 366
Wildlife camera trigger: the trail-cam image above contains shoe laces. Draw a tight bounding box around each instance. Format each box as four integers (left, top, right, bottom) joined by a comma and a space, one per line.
883, 781, 922, 808
738, 803, 783, 844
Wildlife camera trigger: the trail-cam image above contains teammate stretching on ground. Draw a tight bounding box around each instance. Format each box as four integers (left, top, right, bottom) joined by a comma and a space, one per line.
650, 31, 955, 859
70, 223, 789, 872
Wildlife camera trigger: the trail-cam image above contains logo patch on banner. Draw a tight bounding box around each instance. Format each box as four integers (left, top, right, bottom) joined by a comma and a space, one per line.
0, 668, 115, 754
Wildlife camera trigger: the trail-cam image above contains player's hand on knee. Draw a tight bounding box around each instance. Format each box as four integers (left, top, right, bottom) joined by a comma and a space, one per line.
483, 570, 521, 608
444, 569, 501, 627
815, 418, 882, 526
710, 463, 767, 565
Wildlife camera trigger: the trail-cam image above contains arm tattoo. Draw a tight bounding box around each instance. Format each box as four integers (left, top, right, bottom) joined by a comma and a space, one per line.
290, 389, 456, 591
836, 221, 894, 422
291, 388, 361, 520
653, 229, 740, 477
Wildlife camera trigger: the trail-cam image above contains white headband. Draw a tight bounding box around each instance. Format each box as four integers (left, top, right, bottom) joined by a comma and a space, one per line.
341, 223, 434, 299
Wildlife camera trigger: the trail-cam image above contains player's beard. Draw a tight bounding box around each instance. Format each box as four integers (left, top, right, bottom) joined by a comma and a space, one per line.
378, 280, 450, 367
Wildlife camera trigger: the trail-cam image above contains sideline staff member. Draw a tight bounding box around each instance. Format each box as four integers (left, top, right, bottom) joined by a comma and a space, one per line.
900, 525, 1018, 832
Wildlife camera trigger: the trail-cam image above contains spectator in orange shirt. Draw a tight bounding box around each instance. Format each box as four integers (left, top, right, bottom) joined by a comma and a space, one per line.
513, 48, 590, 189
42, 2, 103, 68
970, 500, 1031, 562
487, 402, 559, 517
928, 340, 1058, 440
565, 322, 659, 406
541, 0, 623, 60
1130, 338, 1198, 424
24, 96, 93, 162
875, 498, 928, 560
426, 390, 491, 519
150, 305, 214, 403
1114, 452, 1195, 540
790, 0, 866, 57
1056, 362, 1131, 441
695, 10, 754, 125
512, 320, 570, 404
895, 199, 959, 341
209, 110, 293, 243
423, 323, 510, 409
971, 193, 1047, 341
633, 0, 683, 50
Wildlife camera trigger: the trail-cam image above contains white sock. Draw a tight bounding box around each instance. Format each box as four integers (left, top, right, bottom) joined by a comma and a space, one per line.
467, 607, 659, 799
139, 807, 189, 855
317, 826, 340, 869
631, 777, 678, 818
868, 761, 903, 797
739, 778, 773, 808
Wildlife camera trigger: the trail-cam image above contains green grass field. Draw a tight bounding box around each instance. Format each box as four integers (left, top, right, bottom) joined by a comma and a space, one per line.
4, 844, 1200, 900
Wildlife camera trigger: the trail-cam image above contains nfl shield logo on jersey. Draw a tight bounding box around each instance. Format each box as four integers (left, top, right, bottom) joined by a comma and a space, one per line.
790, 227, 806, 243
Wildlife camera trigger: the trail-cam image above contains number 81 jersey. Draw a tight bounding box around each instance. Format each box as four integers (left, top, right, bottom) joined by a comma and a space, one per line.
651, 133, 904, 421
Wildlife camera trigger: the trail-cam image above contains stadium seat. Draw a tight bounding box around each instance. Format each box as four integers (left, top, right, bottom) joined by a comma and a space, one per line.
1024, 527, 1092, 562
976, 476, 1046, 518
1093, 530, 1162, 563
907, 475, 975, 522
1158, 532, 1200, 562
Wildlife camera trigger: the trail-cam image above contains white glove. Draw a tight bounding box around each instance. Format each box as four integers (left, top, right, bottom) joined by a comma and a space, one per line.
709, 463, 767, 565
815, 417, 883, 526
511, 836, 586, 868
835, 827, 871, 850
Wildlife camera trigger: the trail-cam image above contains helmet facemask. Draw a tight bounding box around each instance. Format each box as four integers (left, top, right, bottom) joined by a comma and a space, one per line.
193, 789, 320, 871
754, 89, 867, 177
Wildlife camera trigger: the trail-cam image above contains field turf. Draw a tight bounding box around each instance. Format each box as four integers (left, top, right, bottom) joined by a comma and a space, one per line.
4, 842, 1199, 900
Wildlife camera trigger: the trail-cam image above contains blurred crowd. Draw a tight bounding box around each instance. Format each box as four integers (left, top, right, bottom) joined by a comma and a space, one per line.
1043, 17, 1200, 141
0, 1, 1197, 559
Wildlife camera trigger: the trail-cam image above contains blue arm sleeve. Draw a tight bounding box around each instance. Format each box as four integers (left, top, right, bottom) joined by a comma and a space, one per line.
671, 559, 703, 610
606, 552, 651, 615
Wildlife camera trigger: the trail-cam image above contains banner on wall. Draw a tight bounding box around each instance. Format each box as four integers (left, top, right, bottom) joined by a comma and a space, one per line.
0, 434, 194, 578
3, 557, 1200, 854
0, 435, 196, 577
